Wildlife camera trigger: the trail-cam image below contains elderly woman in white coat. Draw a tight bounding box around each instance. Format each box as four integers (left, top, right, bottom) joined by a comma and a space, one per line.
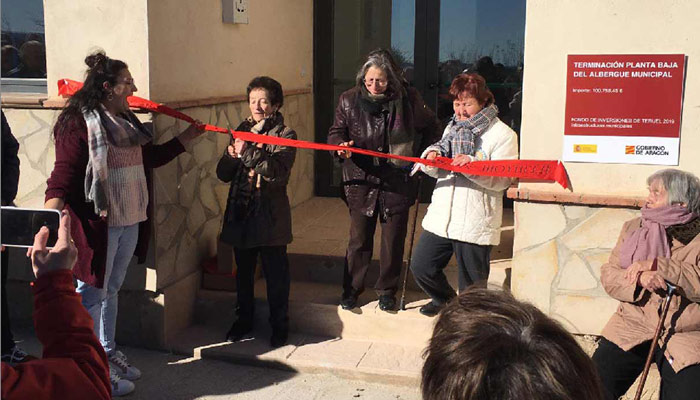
410, 73, 518, 316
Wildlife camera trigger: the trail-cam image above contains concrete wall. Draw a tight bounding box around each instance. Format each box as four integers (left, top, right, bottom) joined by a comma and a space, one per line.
146, 0, 313, 103
44, 0, 150, 99
519, 0, 700, 196
512, 0, 700, 334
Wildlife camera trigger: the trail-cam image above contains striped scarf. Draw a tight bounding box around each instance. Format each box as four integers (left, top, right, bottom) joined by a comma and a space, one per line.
431, 104, 498, 158
83, 106, 152, 216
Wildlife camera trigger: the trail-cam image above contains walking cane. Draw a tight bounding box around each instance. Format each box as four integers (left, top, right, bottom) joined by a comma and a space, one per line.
399, 174, 423, 311
633, 281, 677, 400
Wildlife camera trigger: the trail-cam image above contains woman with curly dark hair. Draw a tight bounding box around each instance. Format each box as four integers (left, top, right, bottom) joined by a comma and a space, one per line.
44, 50, 204, 396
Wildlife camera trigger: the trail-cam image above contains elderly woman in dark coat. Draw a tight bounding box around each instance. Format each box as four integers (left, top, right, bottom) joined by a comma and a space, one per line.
328, 49, 438, 312
217, 76, 296, 348
592, 169, 700, 400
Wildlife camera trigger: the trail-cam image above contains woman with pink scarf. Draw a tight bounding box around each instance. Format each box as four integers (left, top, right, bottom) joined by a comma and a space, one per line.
592, 169, 700, 399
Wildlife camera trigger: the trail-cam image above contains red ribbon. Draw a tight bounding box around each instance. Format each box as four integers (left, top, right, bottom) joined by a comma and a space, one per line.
58, 79, 570, 188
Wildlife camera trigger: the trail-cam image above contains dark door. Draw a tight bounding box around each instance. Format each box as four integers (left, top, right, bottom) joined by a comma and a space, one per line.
314, 0, 525, 197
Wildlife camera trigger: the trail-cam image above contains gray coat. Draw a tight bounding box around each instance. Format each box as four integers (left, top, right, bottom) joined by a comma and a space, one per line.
217, 114, 296, 248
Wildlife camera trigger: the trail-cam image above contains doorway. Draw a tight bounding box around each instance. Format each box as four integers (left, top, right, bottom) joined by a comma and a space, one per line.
313, 0, 526, 197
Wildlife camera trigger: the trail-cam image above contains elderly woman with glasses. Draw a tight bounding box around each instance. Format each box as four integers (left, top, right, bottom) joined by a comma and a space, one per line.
592, 169, 700, 400
327, 49, 438, 312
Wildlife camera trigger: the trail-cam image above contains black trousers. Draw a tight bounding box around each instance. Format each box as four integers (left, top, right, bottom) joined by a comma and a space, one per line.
343, 207, 409, 296
234, 245, 290, 332
1, 250, 15, 353
592, 337, 700, 400
410, 230, 491, 305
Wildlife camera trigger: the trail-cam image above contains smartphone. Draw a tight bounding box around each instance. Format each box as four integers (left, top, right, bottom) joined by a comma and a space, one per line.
1, 207, 61, 248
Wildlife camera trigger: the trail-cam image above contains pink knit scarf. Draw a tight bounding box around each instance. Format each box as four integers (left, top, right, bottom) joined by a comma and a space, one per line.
618, 205, 697, 268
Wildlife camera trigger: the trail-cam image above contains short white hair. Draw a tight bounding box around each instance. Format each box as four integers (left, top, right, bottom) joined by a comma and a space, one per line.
647, 169, 700, 215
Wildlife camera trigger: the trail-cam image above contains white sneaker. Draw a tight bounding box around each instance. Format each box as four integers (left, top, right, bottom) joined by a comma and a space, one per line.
108, 350, 142, 381
110, 367, 135, 397
1, 345, 37, 365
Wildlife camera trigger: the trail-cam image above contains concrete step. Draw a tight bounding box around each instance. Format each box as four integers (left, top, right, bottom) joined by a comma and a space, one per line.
195, 281, 435, 345
196, 261, 511, 343
169, 323, 424, 386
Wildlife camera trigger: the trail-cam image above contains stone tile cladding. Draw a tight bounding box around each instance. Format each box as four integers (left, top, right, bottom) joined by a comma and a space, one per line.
512, 202, 640, 334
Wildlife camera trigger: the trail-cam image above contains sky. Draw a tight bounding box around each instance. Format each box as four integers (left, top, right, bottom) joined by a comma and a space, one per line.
2, 0, 44, 34
391, 0, 526, 67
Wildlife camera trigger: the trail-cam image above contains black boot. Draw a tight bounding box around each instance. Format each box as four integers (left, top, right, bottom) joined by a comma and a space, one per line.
270, 328, 288, 348
340, 288, 361, 310
226, 320, 253, 342
419, 301, 445, 317
378, 294, 397, 311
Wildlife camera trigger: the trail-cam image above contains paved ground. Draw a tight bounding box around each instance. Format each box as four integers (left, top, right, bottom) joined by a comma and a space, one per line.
13, 324, 421, 400
115, 346, 422, 400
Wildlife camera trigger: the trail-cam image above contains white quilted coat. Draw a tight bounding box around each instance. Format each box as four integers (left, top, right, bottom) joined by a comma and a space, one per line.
418, 119, 518, 245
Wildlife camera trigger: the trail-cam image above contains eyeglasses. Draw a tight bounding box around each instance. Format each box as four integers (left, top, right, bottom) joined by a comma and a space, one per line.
364, 78, 388, 87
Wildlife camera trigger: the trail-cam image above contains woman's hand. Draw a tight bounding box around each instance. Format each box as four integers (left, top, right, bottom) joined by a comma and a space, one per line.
451, 154, 473, 166
336, 140, 354, 159
638, 271, 666, 292
177, 120, 206, 145
234, 138, 247, 155
425, 151, 438, 161
28, 211, 78, 278
624, 259, 655, 285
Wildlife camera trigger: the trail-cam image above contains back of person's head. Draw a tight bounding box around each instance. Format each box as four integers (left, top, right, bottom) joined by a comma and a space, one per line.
56, 50, 128, 136
422, 288, 604, 400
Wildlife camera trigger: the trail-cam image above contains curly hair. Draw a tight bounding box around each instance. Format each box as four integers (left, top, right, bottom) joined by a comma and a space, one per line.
448, 73, 494, 106
55, 50, 128, 138
247, 76, 284, 109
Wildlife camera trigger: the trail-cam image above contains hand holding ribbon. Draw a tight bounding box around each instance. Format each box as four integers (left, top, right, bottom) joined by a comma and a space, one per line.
59, 78, 570, 188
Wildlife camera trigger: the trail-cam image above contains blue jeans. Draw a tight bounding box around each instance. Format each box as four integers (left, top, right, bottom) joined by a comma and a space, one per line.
76, 224, 139, 356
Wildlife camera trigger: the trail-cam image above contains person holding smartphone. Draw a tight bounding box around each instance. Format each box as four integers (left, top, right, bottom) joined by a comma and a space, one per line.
2, 212, 112, 400
44, 51, 204, 396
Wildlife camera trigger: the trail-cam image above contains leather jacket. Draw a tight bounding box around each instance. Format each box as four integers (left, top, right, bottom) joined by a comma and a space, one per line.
328, 86, 438, 218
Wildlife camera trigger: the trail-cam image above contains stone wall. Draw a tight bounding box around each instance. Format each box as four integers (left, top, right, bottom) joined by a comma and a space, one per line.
511, 202, 640, 334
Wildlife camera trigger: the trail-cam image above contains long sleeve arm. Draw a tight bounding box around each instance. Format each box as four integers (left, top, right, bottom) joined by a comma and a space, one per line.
1, 270, 111, 400
142, 137, 185, 169
463, 128, 519, 191
240, 129, 297, 185
600, 221, 646, 303
216, 148, 242, 183
45, 122, 89, 203
327, 97, 351, 164
656, 248, 700, 302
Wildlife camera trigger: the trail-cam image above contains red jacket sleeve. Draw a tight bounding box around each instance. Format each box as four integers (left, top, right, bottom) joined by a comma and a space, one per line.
1, 270, 111, 400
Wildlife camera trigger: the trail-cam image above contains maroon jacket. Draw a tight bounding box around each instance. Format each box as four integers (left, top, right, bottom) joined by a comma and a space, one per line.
1, 270, 111, 400
45, 112, 184, 287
